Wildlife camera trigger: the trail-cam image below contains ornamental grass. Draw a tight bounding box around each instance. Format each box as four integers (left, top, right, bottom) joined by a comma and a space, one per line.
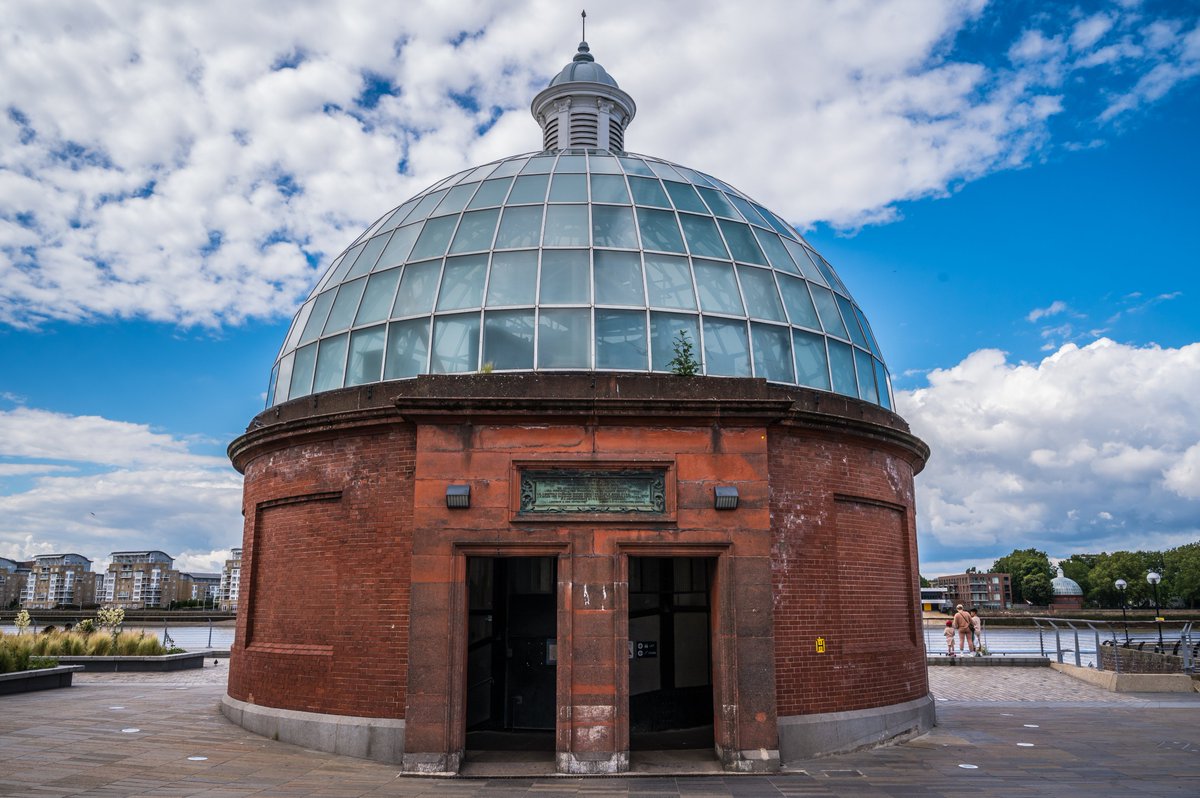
0, 628, 171, 670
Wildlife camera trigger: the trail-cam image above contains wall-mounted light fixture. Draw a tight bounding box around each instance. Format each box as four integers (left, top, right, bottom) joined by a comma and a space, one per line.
445, 484, 471, 509
713, 485, 739, 510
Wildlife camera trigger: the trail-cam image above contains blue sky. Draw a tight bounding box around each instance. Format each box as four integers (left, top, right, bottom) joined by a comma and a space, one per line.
1, 0, 1198, 576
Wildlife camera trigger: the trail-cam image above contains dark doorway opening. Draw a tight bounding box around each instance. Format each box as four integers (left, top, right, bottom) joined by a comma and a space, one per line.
628, 556, 715, 750
465, 556, 556, 752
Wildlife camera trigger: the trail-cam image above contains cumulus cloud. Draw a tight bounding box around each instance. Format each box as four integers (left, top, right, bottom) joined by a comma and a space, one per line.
1, 0, 1196, 329
899, 339, 1200, 565
0, 407, 241, 565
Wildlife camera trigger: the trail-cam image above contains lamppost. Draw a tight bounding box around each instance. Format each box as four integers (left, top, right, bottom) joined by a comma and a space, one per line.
1147, 571, 1164, 651
1115, 579, 1129, 645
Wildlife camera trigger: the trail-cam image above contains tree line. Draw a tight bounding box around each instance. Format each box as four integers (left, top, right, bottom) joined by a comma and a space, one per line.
923, 541, 1200, 609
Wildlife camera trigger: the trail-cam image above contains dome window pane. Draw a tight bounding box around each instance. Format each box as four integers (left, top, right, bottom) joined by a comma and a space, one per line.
556, 154, 587, 172
644, 254, 696, 310
777, 274, 820, 330
679, 214, 730, 259
810, 285, 850, 340
854, 305, 883, 358
508, 174, 550, 204
392, 261, 443, 318
727, 195, 770, 227
873, 359, 893, 410
346, 325, 387, 387
467, 177, 514, 209
628, 177, 670, 208
520, 156, 556, 174
811, 253, 847, 294
436, 255, 488, 311
618, 156, 654, 176
313, 333, 349, 393
353, 267, 402, 326
792, 330, 831, 391
379, 199, 419, 232
404, 188, 450, 225
719, 220, 767, 265
321, 278, 367, 333
594, 250, 644, 306
549, 173, 588, 202
323, 245, 362, 288
592, 206, 638, 248
782, 238, 826, 285
736, 266, 785, 321
408, 216, 458, 261
636, 208, 686, 254
345, 233, 391, 280
648, 161, 684, 181
284, 299, 316, 352
695, 186, 739, 219
273, 353, 295, 404
693, 260, 744, 315
494, 206, 544, 249
384, 319, 430, 379
449, 209, 500, 254
649, 312, 700, 371
266, 363, 280, 406
375, 222, 423, 271
835, 294, 869, 349
753, 229, 797, 272
431, 182, 479, 217
663, 181, 708, 214
462, 163, 498, 183
587, 154, 622, 174
289, 343, 318, 398
430, 312, 481, 373
827, 340, 858, 397
538, 308, 590, 368
484, 310, 535, 369
756, 205, 799, 239
487, 157, 528, 178
854, 348, 879, 404
675, 166, 718, 189
486, 250, 538, 307
543, 205, 590, 247
590, 174, 630, 204
539, 250, 590, 304
702, 317, 751, 377
596, 309, 648, 369
299, 290, 337, 344
751, 323, 794, 383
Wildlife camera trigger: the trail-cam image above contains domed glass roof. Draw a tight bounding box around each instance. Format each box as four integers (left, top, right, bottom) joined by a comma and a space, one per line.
267, 148, 894, 410
1052, 568, 1084, 596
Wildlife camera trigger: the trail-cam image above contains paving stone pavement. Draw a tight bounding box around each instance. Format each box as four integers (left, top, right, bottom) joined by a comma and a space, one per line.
2, 662, 1198, 796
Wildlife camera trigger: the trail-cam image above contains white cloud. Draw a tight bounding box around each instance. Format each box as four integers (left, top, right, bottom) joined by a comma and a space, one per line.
900, 339, 1200, 561
0, 407, 241, 565
1026, 300, 1069, 322
1, 0, 1195, 328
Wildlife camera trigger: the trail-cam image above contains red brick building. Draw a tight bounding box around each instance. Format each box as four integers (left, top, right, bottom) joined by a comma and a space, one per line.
223, 39, 933, 774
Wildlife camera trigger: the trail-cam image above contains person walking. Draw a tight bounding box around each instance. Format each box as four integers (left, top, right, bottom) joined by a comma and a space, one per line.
970, 607, 983, 655
943, 619, 956, 656
953, 604, 975, 654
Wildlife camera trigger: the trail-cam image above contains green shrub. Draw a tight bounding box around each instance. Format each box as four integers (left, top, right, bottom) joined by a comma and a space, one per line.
0, 645, 14, 674
28, 656, 58, 669
86, 633, 113, 656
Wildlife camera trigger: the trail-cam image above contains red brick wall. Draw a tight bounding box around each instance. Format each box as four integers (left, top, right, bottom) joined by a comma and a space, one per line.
228, 424, 415, 718
769, 425, 927, 717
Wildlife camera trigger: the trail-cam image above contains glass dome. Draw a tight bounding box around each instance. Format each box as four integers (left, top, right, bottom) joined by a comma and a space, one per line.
267, 147, 894, 410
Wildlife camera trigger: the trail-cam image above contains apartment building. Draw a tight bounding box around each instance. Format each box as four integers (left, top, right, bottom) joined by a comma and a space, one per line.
933, 572, 1012, 610
218, 548, 241, 611
102, 550, 179, 609
1, 557, 32, 609
22, 553, 98, 609
179, 572, 222, 606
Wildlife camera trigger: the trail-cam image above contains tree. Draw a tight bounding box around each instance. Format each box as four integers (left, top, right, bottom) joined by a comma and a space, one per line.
1022, 572, 1053, 606
1086, 550, 1157, 608
919, 574, 931, 588
1059, 554, 1098, 604
992, 548, 1053, 605
1164, 542, 1200, 609
667, 329, 699, 376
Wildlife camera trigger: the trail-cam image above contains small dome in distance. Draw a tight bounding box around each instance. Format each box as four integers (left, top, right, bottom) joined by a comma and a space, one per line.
1051, 567, 1084, 596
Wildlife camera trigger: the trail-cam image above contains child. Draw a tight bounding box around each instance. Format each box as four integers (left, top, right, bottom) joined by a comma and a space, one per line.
943, 619, 955, 656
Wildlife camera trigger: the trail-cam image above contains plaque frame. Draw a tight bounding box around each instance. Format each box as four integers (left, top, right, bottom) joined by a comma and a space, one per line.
510, 460, 676, 523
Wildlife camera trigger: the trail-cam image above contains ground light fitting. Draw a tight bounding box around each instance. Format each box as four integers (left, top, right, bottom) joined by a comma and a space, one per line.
445, 484, 471, 508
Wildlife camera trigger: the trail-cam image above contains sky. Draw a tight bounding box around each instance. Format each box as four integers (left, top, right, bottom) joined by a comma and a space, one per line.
1, 0, 1198, 578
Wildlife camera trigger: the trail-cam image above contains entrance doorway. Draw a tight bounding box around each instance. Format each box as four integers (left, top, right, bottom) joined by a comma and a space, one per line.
465, 556, 557, 751
627, 556, 715, 750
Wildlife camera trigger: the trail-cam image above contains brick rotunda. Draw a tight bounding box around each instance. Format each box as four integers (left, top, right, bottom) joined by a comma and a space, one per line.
223, 35, 933, 775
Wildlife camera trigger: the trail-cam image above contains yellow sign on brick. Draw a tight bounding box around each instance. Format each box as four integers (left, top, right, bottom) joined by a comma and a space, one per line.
815, 637, 826, 654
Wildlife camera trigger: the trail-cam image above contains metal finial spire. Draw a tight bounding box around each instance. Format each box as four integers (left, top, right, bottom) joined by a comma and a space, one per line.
581, 10, 586, 42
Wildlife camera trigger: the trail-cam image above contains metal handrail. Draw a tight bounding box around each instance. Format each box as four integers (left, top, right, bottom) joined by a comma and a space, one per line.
1030, 617, 1195, 673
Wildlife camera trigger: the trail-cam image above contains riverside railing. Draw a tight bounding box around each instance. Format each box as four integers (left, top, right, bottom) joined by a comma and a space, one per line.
1030, 617, 1195, 674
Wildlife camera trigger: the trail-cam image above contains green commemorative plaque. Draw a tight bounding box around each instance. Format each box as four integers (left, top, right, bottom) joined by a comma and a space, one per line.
520, 470, 666, 514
